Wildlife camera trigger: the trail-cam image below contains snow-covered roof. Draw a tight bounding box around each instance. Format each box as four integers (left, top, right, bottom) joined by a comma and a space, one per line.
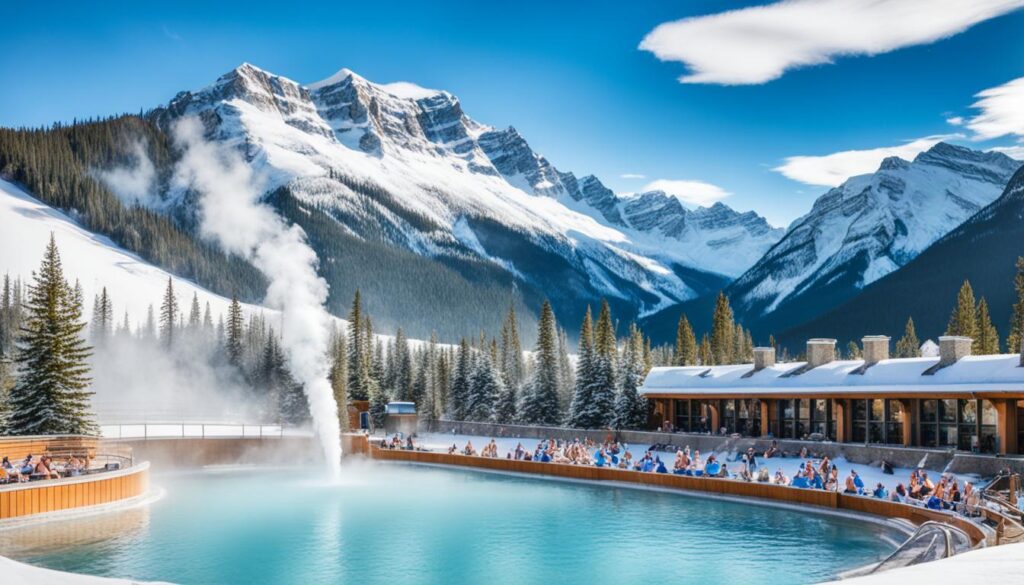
640, 354, 1024, 397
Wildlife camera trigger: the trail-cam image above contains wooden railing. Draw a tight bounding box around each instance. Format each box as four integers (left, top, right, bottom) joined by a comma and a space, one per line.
371, 447, 988, 545
0, 435, 98, 463
0, 461, 149, 521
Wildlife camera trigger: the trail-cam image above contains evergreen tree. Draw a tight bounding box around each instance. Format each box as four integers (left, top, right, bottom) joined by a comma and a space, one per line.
144, 304, 157, 340
466, 350, 502, 421
710, 292, 735, 365
1007, 258, 1024, 356
674, 314, 697, 366
975, 297, 1000, 355
435, 349, 450, 420
588, 300, 618, 428
159, 277, 178, 348
519, 301, 561, 425
345, 291, 369, 401
7, 235, 96, 435
846, 340, 862, 359
555, 327, 574, 411
367, 375, 387, 429
567, 306, 595, 427
203, 302, 214, 332
328, 326, 349, 431
895, 317, 921, 358
188, 292, 201, 330
90, 287, 113, 345
392, 328, 412, 401
613, 323, 648, 430
448, 338, 472, 421
410, 347, 428, 408
945, 280, 978, 340
499, 303, 524, 390
226, 293, 244, 367
698, 333, 713, 366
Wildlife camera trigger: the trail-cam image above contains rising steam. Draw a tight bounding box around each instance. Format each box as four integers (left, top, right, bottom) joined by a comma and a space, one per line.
171, 117, 341, 477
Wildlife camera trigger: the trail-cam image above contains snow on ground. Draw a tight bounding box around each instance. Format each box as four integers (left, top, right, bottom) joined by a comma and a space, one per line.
822, 541, 1024, 584
409, 432, 983, 494
0, 178, 259, 328
0, 555, 167, 585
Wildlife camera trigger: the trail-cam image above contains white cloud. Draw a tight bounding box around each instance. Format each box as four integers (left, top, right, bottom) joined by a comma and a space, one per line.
639, 0, 1024, 85
946, 116, 964, 126
990, 145, 1024, 160
620, 173, 646, 179
773, 135, 959, 187
95, 141, 157, 206
641, 179, 731, 206
965, 76, 1024, 140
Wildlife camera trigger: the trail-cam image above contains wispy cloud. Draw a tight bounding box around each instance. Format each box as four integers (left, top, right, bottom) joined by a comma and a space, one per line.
162, 25, 182, 41
640, 0, 1024, 85
965, 76, 1024, 140
946, 116, 964, 126
773, 135, 959, 187
990, 145, 1024, 160
641, 179, 730, 206
620, 173, 646, 179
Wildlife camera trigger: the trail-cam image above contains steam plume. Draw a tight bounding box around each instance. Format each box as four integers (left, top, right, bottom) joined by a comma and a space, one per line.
171, 117, 341, 477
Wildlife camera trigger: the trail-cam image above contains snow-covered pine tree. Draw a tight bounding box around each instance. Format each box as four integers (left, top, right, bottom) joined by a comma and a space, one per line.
587, 300, 618, 428
448, 338, 472, 420
567, 306, 595, 427
188, 292, 201, 331
675, 313, 697, 366
226, 293, 244, 367
710, 292, 735, 365
467, 349, 502, 422
555, 326, 574, 411
393, 328, 412, 401
435, 348, 450, 420
367, 374, 387, 430
90, 286, 113, 346
7, 235, 96, 435
328, 325, 349, 431
945, 280, 978, 340
159, 277, 178, 348
894, 317, 921, 358
410, 346, 428, 408
520, 301, 561, 425
203, 302, 214, 332
975, 297, 1000, 355
613, 323, 648, 430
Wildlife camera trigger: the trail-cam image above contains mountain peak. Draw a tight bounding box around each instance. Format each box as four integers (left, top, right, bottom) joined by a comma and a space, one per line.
307, 67, 360, 90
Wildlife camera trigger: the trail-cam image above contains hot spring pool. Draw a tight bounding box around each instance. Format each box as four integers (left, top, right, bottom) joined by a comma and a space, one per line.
1, 462, 900, 584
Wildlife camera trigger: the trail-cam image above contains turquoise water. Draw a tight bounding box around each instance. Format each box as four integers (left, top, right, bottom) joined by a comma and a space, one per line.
4, 463, 898, 584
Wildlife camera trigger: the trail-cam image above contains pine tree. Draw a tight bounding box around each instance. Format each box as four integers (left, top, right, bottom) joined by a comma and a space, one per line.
588, 300, 618, 428
846, 340, 862, 359
144, 304, 157, 340
568, 306, 595, 427
555, 327, 574, 411
392, 328, 412, 401
699, 333, 713, 366
7, 235, 96, 435
520, 301, 561, 425
449, 338, 472, 421
225, 293, 244, 367
203, 302, 214, 332
1007, 258, 1024, 356
410, 347, 428, 408
710, 292, 735, 365
90, 287, 113, 345
159, 277, 178, 348
188, 292, 201, 330
674, 314, 697, 366
975, 297, 1000, 355
894, 317, 921, 358
613, 323, 648, 430
345, 291, 369, 401
467, 350, 502, 421
328, 326, 349, 431
499, 303, 524, 390
945, 280, 978, 340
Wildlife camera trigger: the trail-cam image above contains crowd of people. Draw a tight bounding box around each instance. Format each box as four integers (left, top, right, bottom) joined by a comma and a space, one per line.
0, 453, 88, 484
378, 433, 980, 516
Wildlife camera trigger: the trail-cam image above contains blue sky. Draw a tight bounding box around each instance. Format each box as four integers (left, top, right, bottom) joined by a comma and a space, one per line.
3, 0, 1023, 225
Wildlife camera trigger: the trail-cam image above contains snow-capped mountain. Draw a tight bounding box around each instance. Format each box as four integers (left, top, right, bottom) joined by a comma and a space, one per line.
149, 63, 781, 323
728, 142, 1022, 329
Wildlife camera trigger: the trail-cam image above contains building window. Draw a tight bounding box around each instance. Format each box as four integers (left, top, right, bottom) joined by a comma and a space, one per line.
852, 399, 868, 443
886, 400, 904, 444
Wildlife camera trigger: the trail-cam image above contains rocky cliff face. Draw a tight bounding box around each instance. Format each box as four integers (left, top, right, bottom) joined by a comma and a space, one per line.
727, 141, 1021, 329
149, 63, 783, 325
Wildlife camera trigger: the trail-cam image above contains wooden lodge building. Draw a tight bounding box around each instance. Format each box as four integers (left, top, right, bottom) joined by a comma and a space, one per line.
639, 336, 1024, 456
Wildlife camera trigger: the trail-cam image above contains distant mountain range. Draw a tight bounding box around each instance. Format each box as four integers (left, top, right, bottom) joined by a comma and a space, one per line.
2, 62, 1022, 346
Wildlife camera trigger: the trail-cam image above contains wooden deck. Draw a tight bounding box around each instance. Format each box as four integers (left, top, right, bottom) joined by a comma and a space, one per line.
371, 447, 988, 545
0, 461, 149, 521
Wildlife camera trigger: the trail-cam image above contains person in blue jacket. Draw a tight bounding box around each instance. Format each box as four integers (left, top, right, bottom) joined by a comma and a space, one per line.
872, 483, 887, 499
852, 470, 865, 494
594, 449, 607, 468
655, 457, 668, 474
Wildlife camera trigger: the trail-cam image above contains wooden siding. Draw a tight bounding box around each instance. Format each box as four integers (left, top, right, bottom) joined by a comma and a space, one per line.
0, 462, 149, 521
0, 435, 98, 462
371, 447, 986, 544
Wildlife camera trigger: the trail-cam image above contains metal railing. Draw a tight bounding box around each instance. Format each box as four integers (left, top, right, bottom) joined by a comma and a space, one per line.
98, 423, 313, 440
867, 521, 974, 574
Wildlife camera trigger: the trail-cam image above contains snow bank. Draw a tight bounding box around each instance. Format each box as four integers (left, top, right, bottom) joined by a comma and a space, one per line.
822, 541, 1024, 584
0, 555, 168, 585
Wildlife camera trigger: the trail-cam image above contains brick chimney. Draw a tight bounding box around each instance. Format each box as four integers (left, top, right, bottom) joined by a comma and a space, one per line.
806, 339, 836, 368
753, 347, 775, 371
938, 336, 972, 367
862, 336, 890, 365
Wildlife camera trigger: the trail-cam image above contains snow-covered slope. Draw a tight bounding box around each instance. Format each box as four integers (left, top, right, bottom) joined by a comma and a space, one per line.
0, 178, 247, 326
149, 63, 781, 317
729, 142, 1022, 326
